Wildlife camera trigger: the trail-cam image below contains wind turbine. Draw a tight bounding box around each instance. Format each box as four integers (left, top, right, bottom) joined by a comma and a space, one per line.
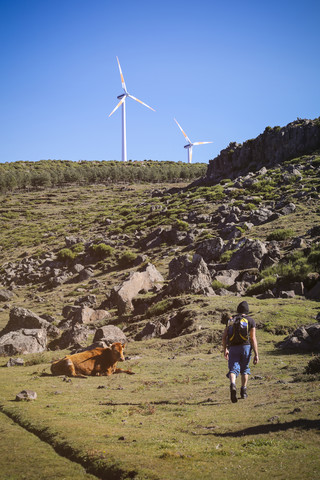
109, 57, 155, 162
174, 118, 213, 163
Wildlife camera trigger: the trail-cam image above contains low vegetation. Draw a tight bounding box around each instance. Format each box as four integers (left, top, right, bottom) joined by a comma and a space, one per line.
0, 148, 320, 479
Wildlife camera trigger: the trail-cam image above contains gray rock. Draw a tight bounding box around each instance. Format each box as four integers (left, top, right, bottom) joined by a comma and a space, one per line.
277, 323, 320, 352
196, 237, 225, 262
212, 269, 240, 287
6, 357, 24, 367
74, 294, 97, 308
52, 324, 91, 350
93, 325, 127, 345
0, 289, 13, 302
2, 307, 50, 334
15, 390, 37, 401
228, 239, 268, 270
0, 329, 47, 355
110, 263, 164, 315
166, 254, 214, 296
135, 321, 168, 340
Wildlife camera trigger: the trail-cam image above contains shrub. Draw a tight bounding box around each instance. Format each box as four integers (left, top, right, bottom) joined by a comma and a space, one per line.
90, 243, 114, 259
211, 280, 229, 290
72, 243, 84, 254
220, 250, 233, 263
246, 276, 277, 296
305, 356, 320, 374
118, 250, 137, 268
147, 299, 173, 317
57, 248, 77, 263
266, 228, 294, 241
174, 220, 189, 231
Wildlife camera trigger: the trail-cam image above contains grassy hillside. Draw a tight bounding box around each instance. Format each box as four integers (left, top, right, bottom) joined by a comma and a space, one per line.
0, 152, 320, 479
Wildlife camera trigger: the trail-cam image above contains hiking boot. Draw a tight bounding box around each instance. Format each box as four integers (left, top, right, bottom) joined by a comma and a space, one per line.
230, 383, 237, 403
240, 386, 248, 399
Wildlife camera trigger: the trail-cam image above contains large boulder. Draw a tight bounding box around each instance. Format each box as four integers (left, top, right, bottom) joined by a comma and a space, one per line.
135, 321, 168, 341
111, 263, 164, 315
227, 239, 268, 270
166, 254, 214, 296
195, 237, 225, 262
1, 307, 50, 335
277, 323, 320, 352
50, 324, 91, 350
93, 325, 128, 345
0, 329, 47, 355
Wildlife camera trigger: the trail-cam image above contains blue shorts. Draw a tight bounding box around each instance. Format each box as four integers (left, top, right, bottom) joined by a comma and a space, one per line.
227, 344, 252, 378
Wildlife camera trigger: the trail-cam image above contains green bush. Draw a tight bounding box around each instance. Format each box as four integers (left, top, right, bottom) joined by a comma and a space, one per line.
174, 220, 189, 231
246, 276, 277, 296
211, 280, 229, 290
220, 250, 233, 263
147, 299, 173, 317
118, 250, 137, 268
90, 243, 114, 259
266, 228, 295, 241
305, 356, 320, 374
57, 248, 77, 263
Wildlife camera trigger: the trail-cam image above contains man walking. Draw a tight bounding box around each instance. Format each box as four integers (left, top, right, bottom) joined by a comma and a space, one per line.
222, 301, 259, 403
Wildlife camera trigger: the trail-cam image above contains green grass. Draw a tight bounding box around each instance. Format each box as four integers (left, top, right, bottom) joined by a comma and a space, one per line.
0, 330, 320, 480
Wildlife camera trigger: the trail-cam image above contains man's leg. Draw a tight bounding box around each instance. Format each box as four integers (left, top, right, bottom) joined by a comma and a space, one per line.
229, 372, 237, 403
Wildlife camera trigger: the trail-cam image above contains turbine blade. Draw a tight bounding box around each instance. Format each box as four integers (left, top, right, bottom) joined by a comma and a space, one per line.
108, 96, 125, 117
174, 118, 192, 144
193, 141, 213, 145
128, 94, 155, 111
116, 56, 127, 93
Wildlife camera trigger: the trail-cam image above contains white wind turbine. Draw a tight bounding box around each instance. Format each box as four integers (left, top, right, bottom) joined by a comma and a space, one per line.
109, 57, 155, 162
174, 118, 213, 163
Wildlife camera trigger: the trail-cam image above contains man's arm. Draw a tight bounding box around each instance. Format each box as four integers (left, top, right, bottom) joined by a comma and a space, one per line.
250, 327, 259, 364
222, 327, 229, 360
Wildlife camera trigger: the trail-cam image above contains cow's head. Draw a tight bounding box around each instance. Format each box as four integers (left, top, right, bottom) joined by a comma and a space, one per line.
111, 342, 125, 362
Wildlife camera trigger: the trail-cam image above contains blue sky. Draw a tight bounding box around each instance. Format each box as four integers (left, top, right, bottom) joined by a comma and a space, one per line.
0, 0, 319, 164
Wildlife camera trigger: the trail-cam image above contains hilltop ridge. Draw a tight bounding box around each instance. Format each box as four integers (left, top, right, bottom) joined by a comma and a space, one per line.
206, 117, 320, 184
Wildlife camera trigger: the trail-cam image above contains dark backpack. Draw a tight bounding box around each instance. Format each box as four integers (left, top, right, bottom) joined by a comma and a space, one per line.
227, 314, 249, 345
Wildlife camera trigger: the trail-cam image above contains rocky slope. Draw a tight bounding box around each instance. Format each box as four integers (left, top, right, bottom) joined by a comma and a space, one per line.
0, 126, 320, 356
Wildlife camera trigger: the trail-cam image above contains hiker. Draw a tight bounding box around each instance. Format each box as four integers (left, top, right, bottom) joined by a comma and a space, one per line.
222, 301, 259, 403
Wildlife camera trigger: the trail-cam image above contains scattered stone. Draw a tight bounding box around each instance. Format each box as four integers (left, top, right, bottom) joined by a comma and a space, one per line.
6, 357, 24, 367
15, 390, 37, 401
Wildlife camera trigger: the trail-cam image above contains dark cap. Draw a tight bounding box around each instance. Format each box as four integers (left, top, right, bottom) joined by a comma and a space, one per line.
237, 301, 249, 314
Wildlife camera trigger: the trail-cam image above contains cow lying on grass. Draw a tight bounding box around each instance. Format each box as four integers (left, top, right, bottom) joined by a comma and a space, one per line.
51, 342, 135, 378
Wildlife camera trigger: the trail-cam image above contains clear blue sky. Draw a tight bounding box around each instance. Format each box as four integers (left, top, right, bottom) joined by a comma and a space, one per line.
0, 0, 319, 164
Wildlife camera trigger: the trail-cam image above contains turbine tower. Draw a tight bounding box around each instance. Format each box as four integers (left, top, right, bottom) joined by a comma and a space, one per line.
174, 118, 213, 163
109, 57, 155, 162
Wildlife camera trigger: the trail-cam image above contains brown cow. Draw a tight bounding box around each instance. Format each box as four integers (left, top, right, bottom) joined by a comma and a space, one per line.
50, 342, 134, 378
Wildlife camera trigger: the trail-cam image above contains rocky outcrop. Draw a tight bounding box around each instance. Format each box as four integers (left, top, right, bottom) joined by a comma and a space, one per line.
277, 323, 320, 352
206, 118, 320, 184
111, 263, 164, 315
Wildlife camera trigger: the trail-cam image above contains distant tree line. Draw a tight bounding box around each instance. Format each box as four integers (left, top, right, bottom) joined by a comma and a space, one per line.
0, 160, 207, 194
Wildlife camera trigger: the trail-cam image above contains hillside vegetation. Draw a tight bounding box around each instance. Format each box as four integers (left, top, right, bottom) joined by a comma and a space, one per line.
0, 150, 320, 479
0, 159, 206, 194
